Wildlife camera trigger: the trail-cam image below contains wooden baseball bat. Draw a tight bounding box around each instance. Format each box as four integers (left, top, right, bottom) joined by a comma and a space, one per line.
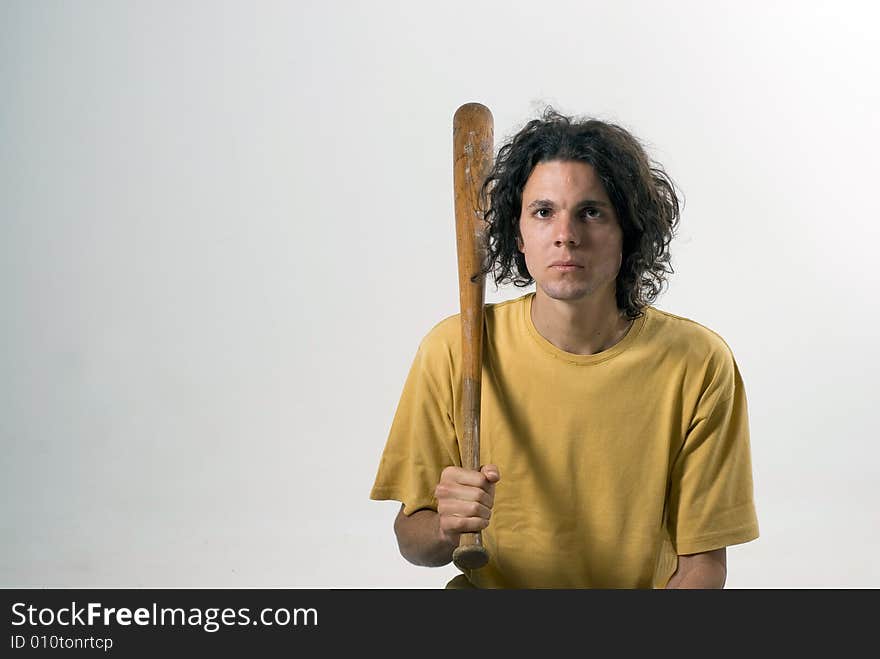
451, 102, 494, 571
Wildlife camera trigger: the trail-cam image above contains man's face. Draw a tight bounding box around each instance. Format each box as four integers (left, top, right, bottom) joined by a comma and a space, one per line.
518, 160, 624, 304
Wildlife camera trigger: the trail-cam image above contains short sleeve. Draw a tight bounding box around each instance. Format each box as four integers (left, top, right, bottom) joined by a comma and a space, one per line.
369, 331, 462, 515
667, 358, 759, 555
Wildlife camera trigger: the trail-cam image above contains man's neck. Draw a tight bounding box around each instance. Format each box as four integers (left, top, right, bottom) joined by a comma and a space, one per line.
530, 289, 632, 356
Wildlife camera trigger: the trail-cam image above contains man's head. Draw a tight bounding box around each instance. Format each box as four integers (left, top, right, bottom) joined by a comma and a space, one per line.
481, 108, 681, 319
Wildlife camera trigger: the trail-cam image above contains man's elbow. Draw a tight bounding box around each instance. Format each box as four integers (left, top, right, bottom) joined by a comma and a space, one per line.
393, 506, 454, 568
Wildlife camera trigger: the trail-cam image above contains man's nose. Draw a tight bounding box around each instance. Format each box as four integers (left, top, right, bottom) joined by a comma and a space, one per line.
554, 213, 580, 246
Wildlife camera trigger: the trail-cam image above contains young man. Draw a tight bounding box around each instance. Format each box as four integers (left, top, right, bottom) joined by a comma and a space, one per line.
370, 109, 759, 588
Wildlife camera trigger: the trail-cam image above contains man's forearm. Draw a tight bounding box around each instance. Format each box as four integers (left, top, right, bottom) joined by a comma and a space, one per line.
665, 550, 727, 589
394, 507, 458, 567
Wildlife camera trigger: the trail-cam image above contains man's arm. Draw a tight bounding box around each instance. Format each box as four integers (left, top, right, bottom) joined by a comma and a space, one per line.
665, 547, 727, 589
393, 506, 458, 567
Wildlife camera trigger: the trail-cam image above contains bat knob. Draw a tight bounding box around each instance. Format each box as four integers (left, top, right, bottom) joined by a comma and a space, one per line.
452, 543, 489, 570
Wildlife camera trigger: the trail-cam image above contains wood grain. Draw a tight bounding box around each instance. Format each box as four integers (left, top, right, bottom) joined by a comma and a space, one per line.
451, 102, 493, 571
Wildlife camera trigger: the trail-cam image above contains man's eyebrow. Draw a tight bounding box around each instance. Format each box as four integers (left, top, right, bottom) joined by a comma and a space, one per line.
526, 198, 611, 209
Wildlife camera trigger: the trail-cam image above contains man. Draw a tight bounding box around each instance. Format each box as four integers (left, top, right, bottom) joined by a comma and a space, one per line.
370, 109, 759, 588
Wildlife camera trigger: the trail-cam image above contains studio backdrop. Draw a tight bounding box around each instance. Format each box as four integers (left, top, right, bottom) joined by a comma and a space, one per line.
2, 0, 878, 588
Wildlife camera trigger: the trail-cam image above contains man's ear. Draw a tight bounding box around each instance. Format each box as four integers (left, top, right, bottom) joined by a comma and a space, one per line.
516, 235, 524, 253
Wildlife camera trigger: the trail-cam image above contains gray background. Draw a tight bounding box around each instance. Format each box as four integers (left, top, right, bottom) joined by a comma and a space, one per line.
2, 0, 878, 588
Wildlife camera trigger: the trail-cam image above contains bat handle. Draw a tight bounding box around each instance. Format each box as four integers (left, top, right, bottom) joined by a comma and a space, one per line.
453, 533, 489, 570
451, 376, 488, 571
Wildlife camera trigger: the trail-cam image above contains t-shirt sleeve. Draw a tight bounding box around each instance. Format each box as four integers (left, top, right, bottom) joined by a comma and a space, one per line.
667, 356, 759, 555
369, 329, 462, 515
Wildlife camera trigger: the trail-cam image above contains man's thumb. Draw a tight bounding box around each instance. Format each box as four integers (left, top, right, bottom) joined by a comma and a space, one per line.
481, 464, 501, 482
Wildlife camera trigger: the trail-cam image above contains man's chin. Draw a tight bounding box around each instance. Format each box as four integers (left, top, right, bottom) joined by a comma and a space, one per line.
537, 282, 595, 302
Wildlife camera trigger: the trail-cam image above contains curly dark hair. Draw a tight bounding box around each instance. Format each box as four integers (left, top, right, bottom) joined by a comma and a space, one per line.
480, 108, 681, 320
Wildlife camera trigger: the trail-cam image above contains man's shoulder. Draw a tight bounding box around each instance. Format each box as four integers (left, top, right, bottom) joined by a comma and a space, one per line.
419, 311, 461, 352
645, 307, 746, 404
645, 306, 738, 364
410, 295, 528, 377
419, 294, 528, 350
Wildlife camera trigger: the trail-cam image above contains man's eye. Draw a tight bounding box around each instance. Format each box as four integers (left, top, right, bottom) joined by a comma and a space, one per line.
582, 207, 601, 219
535, 208, 552, 218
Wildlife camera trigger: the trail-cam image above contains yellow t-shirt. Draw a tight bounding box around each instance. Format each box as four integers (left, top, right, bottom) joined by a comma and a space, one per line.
370, 292, 759, 588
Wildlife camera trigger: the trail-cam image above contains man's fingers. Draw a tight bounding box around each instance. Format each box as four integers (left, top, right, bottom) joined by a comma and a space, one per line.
437, 498, 492, 521
435, 465, 499, 537
434, 481, 494, 509
440, 515, 490, 535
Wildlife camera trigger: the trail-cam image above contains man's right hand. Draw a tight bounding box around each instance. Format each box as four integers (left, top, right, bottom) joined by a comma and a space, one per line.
392, 464, 501, 567
434, 464, 501, 545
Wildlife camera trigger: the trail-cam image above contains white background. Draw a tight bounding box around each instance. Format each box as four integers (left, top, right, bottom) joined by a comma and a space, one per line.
2, 0, 878, 588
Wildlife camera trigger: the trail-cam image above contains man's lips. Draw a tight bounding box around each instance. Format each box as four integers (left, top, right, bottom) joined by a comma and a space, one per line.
550, 261, 584, 269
